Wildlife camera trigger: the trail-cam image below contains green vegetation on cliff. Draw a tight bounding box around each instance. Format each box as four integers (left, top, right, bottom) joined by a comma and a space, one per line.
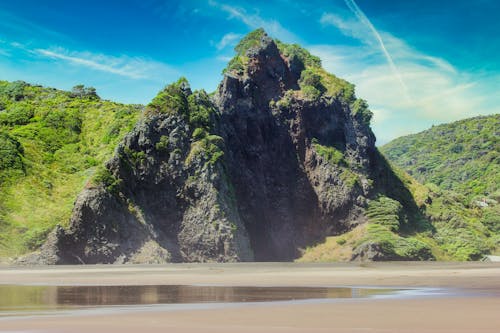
380, 158, 497, 261
145, 78, 223, 169
224, 29, 362, 117
0, 81, 140, 258
312, 138, 345, 165
299, 149, 497, 262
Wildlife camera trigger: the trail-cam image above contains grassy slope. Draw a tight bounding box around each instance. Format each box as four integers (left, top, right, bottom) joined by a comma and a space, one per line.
380, 115, 500, 258
380, 114, 500, 200
0, 81, 140, 258
390, 164, 497, 260
299, 161, 498, 261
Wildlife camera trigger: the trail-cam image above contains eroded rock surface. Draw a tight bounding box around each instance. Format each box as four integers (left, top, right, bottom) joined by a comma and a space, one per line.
28, 31, 412, 264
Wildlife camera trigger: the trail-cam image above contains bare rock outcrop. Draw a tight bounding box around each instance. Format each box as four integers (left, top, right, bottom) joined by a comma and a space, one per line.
27, 31, 416, 264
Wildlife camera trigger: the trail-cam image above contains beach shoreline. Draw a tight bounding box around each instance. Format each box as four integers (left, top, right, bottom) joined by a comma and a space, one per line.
1, 262, 499, 332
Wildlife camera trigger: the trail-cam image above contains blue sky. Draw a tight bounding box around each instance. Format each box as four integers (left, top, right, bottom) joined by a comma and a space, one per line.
1, 0, 499, 144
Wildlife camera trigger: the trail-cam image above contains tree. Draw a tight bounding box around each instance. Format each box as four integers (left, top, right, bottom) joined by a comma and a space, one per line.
70, 85, 99, 99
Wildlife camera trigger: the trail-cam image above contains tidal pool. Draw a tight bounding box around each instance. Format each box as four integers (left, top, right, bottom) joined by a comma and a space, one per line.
0, 284, 401, 315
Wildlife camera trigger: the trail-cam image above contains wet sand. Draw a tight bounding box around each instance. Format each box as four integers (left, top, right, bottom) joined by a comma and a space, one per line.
1, 262, 499, 332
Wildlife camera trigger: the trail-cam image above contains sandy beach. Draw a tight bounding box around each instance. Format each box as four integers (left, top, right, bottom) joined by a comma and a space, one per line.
1, 262, 499, 332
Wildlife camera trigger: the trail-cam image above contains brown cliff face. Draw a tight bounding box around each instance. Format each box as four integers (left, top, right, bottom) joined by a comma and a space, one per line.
26, 31, 397, 265
30, 111, 254, 264
215, 35, 376, 260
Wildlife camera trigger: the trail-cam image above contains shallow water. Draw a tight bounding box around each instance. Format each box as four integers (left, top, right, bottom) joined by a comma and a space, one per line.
0, 285, 399, 314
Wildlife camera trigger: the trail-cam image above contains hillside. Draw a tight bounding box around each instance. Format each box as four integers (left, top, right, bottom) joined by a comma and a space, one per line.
1, 30, 498, 263
0, 81, 141, 259
376, 115, 500, 260
380, 115, 500, 201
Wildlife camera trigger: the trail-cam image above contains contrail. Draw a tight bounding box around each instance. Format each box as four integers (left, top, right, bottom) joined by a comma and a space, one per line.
344, 0, 411, 101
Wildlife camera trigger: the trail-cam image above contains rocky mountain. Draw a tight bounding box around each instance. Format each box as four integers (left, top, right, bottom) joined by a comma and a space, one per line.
4, 30, 497, 264
18, 29, 431, 264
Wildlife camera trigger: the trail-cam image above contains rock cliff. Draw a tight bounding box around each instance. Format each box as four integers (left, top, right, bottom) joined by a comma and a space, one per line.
28, 29, 418, 264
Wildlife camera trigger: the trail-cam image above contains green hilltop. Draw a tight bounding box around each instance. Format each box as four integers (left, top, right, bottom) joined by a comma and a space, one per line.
377, 115, 500, 259
381, 114, 500, 201
0, 81, 140, 258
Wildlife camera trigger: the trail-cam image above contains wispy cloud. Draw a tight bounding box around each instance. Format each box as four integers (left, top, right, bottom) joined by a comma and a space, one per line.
310, 42, 499, 143
216, 55, 233, 62
208, 0, 298, 42
311, 34, 487, 120
216, 32, 242, 50
316, 5, 499, 144
321, 1, 410, 102
33, 47, 177, 80
320, 13, 362, 40
3, 37, 178, 82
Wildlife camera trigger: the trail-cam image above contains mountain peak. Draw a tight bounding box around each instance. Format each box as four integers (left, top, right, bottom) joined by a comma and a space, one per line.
217, 30, 365, 121
223, 28, 284, 79
234, 28, 272, 55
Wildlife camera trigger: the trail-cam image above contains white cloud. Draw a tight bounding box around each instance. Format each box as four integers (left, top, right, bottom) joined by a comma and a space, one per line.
216, 55, 233, 62
208, 0, 298, 42
34, 47, 177, 80
321, 4, 409, 102
370, 108, 390, 126
216, 32, 242, 50
10, 41, 25, 49
320, 13, 366, 42
315, 6, 500, 144
4, 40, 178, 82
311, 42, 499, 144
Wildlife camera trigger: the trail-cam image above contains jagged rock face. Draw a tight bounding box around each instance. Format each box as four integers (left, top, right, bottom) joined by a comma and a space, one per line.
27, 113, 253, 264
29, 34, 382, 264
215, 37, 375, 260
